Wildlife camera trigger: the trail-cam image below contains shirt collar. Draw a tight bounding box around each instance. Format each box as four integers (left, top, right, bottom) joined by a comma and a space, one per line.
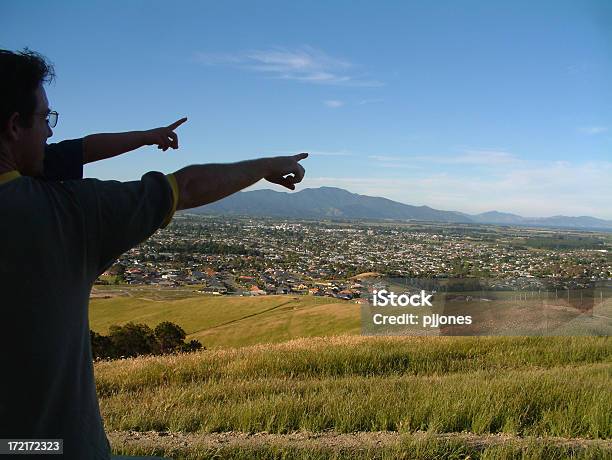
0, 170, 21, 185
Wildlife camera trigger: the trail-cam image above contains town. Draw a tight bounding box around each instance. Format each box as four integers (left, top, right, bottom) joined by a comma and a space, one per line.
97, 214, 612, 299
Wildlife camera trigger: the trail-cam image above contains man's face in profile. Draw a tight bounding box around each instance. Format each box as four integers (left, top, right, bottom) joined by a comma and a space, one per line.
13, 85, 53, 176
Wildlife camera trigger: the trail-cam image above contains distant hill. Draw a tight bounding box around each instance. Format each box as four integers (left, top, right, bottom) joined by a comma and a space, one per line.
190, 186, 471, 223
470, 211, 612, 230
188, 186, 612, 231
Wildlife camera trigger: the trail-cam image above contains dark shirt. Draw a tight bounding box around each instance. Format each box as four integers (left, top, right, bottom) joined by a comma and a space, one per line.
44, 138, 84, 181
0, 141, 176, 459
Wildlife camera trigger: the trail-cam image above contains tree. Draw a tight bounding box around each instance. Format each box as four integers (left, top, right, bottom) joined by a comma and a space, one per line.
154, 321, 186, 354
181, 339, 204, 353
90, 321, 204, 360
108, 322, 160, 358
90, 330, 115, 360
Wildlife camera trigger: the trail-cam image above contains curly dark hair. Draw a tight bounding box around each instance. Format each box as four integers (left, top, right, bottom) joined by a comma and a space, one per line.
0, 48, 55, 131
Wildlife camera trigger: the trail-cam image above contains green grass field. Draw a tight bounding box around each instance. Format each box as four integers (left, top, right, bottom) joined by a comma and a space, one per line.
90, 288, 360, 348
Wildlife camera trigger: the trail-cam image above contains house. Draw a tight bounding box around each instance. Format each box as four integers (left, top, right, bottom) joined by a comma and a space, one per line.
249, 285, 266, 296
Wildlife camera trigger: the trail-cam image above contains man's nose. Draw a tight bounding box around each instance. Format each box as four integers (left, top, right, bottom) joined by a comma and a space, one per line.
47, 125, 53, 138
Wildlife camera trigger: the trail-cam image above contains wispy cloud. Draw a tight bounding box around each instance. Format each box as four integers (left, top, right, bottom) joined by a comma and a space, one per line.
377, 163, 421, 169
579, 126, 608, 135
367, 150, 520, 167
193, 46, 383, 87
324, 100, 344, 108
357, 98, 384, 105
368, 155, 404, 162
450, 150, 519, 165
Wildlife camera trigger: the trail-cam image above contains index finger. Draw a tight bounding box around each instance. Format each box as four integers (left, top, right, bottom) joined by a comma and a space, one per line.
294, 152, 308, 161
167, 117, 188, 130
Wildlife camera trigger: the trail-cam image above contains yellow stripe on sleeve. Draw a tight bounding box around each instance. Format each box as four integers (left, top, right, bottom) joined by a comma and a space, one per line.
0, 170, 21, 185
161, 173, 180, 228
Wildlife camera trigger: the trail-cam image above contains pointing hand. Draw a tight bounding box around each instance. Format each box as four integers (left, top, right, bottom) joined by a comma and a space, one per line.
143, 117, 188, 151
265, 153, 308, 190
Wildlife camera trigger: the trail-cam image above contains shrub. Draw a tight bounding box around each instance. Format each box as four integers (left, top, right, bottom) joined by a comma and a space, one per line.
91, 321, 203, 360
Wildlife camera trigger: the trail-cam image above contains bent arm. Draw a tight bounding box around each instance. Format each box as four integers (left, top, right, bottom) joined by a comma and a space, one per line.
82, 118, 188, 164
172, 153, 307, 211
83, 131, 147, 164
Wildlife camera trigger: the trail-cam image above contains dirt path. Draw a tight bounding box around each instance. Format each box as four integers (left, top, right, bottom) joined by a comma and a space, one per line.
107, 430, 611, 451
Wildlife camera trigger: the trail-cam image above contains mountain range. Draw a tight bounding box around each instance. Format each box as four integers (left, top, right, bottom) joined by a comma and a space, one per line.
188, 187, 612, 231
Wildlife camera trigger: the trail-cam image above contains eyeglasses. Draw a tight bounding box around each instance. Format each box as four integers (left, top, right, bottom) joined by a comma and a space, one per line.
46, 111, 59, 128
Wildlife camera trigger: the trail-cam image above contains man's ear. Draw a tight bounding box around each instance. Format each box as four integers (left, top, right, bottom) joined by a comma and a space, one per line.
3, 112, 23, 142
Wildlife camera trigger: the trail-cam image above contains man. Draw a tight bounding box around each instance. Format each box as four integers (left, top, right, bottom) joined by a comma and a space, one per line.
0, 49, 307, 459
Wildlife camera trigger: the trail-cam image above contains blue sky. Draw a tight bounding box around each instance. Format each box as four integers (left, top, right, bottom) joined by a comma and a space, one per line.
2, 0, 611, 218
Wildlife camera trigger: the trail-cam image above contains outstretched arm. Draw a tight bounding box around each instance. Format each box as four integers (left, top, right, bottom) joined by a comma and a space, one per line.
82, 117, 187, 164
173, 153, 308, 210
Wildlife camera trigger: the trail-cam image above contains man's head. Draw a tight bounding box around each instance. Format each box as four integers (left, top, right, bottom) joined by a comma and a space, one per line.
0, 49, 55, 176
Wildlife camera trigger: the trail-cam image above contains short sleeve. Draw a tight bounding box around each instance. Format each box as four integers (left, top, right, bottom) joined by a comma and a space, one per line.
63, 171, 175, 278
44, 138, 84, 181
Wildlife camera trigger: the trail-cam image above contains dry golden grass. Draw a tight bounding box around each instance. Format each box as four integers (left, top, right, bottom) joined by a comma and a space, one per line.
96, 336, 610, 437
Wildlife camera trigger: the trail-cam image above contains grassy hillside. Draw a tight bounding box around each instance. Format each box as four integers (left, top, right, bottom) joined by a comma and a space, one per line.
89, 288, 360, 348
91, 287, 611, 458
96, 335, 611, 459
